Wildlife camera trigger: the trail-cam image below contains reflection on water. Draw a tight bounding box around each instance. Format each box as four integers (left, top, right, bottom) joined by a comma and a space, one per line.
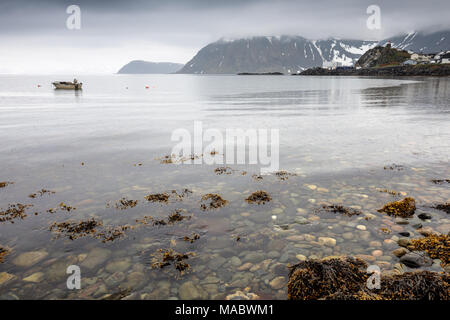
0, 75, 449, 300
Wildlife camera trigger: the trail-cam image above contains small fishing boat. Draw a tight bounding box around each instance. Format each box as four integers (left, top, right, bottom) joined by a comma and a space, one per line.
52, 79, 82, 90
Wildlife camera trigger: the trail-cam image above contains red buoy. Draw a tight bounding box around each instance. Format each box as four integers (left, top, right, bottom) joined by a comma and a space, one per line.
145, 85, 149, 89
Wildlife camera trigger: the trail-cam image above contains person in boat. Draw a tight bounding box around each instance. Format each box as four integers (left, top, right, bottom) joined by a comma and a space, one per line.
73, 78, 78, 84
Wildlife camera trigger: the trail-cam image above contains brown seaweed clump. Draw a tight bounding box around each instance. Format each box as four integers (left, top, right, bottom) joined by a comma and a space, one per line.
58, 202, 76, 212
431, 179, 450, 185
145, 193, 170, 204
245, 191, 272, 204
214, 167, 233, 175
28, 189, 55, 198
49, 218, 102, 240
0, 181, 13, 189
0, 203, 33, 223
136, 209, 190, 226
170, 189, 193, 200
384, 163, 404, 171
200, 193, 228, 210
317, 205, 362, 217
433, 203, 450, 214
151, 249, 194, 275
274, 170, 296, 181
0, 246, 10, 263
115, 197, 138, 210
408, 234, 450, 267
183, 233, 200, 243
95, 225, 132, 243
377, 197, 416, 217
288, 257, 449, 300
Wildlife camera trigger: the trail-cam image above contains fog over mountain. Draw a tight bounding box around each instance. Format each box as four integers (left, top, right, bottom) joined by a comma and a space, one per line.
0, 0, 449, 73
178, 30, 450, 74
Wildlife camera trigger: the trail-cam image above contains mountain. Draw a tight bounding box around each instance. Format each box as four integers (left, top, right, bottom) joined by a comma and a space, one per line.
356, 45, 410, 68
117, 60, 184, 74
177, 30, 450, 74
177, 36, 377, 74
378, 31, 450, 54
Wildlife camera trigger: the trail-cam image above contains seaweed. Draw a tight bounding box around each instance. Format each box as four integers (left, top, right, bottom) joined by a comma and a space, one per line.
0, 246, 10, 263
316, 204, 362, 217
377, 197, 416, 217
214, 167, 233, 175
95, 225, 132, 243
0, 203, 33, 223
145, 193, 169, 203
151, 249, 194, 275
252, 174, 263, 181
115, 197, 138, 210
408, 234, 450, 267
170, 189, 193, 200
183, 233, 200, 243
136, 209, 190, 226
0, 181, 13, 189
49, 218, 102, 240
431, 179, 450, 185
274, 170, 296, 181
245, 191, 272, 204
58, 202, 76, 212
200, 193, 228, 210
433, 203, 450, 214
377, 188, 401, 196
384, 163, 404, 171
28, 189, 55, 198
288, 257, 449, 300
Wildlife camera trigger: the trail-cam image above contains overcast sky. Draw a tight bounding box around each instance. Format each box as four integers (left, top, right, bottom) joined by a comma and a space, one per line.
0, 0, 449, 74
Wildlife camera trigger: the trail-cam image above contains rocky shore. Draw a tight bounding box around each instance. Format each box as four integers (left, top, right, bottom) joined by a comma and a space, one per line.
297, 64, 450, 77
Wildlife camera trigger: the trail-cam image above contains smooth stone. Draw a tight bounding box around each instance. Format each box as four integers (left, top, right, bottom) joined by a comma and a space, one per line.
123, 272, 146, 290
230, 256, 242, 267
397, 238, 410, 247
305, 184, 317, 190
13, 251, 48, 267
372, 250, 383, 257
356, 225, 366, 231
295, 254, 307, 261
294, 217, 309, 225
81, 248, 111, 269
269, 276, 286, 290
237, 262, 253, 271
369, 241, 382, 247
342, 232, 354, 240
208, 256, 226, 269
400, 251, 433, 268
317, 188, 329, 193
418, 213, 432, 220
23, 272, 44, 283
398, 232, 410, 237
178, 281, 201, 300
0, 272, 15, 286
318, 237, 336, 247
105, 259, 131, 273
272, 208, 284, 214
296, 208, 306, 214
392, 248, 409, 258
286, 235, 304, 241
244, 252, 265, 264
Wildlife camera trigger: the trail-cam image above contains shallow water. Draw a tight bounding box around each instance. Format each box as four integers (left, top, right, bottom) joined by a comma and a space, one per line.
0, 75, 449, 299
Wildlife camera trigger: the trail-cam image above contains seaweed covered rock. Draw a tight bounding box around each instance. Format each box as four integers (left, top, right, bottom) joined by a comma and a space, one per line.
407, 234, 450, 267
433, 203, 450, 214
245, 191, 272, 204
378, 197, 416, 217
288, 257, 449, 300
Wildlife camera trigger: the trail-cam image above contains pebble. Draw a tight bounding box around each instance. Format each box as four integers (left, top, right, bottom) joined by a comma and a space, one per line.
0, 272, 15, 286
400, 251, 433, 268
23, 272, 44, 283
305, 184, 317, 190
397, 238, 410, 247
356, 225, 366, 231
237, 262, 253, 271
178, 281, 201, 300
105, 259, 131, 273
13, 251, 48, 267
392, 248, 409, 258
369, 241, 382, 247
230, 256, 242, 267
318, 237, 336, 247
81, 248, 111, 269
295, 254, 307, 261
372, 250, 383, 257
269, 276, 286, 290
418, 213, 432, 220
296, 208, 306, 214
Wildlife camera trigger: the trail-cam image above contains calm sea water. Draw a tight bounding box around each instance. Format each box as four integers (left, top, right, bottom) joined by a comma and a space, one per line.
0, 74, 449, 299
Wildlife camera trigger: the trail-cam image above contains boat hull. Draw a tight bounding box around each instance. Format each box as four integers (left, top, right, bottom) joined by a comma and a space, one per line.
52, 82, 82, 90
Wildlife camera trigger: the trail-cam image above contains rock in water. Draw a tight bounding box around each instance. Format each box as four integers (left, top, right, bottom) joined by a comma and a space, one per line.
12, 251, 48, 267
400, 252, 433, 268
179, 281, 201, 300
